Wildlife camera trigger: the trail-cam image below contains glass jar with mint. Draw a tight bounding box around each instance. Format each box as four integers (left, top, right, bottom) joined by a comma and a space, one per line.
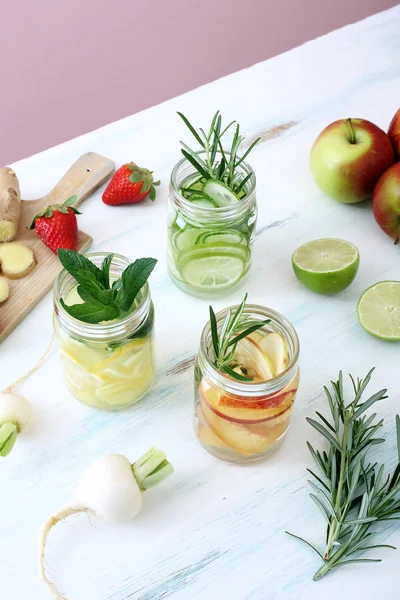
53, 250, 157, 410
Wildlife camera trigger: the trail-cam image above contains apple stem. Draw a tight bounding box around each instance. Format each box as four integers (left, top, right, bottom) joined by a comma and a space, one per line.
346, 118, 356, 144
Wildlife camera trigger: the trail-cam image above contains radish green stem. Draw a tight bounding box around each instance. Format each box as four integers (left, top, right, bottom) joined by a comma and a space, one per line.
0, 422, 18, 457
132, 447, 174, 491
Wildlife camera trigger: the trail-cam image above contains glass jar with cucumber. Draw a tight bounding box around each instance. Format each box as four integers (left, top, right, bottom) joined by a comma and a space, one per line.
53, 251, 157, 411
167, 111, 259, 297
194, 295, 300, 463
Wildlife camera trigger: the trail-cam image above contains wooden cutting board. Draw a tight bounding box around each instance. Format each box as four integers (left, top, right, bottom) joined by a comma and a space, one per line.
0, 152, 115, 343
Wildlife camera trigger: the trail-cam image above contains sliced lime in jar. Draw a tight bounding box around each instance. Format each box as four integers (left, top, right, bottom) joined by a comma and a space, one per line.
178, 248, 247, 291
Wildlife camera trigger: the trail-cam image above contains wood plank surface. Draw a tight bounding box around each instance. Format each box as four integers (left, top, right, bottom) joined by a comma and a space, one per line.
0, 152, 115, 342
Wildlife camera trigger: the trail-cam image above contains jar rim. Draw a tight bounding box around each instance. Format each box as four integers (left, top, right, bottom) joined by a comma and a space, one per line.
170, 153, 256, 221
53, 252, 151, 343
198, 304, 300, 396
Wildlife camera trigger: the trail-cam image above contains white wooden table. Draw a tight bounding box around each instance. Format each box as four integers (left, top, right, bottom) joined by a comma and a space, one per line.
1, 7, 400, 599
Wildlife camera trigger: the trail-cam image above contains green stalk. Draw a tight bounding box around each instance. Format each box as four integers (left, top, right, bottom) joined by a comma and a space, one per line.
324, 416, 350, 559
0, 422, 18, 457
132, 447, 174, 491
314, 539, 353, 580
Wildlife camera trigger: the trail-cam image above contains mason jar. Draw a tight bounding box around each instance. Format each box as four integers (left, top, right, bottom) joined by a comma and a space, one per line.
53, 252, 155, 410
167, 154, 257, 297
194, 304, 300, 463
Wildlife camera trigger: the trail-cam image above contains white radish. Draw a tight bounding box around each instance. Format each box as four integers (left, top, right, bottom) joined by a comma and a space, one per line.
0, 335, 54, 458
39, 448, 173, 599
0, 392, 35, 457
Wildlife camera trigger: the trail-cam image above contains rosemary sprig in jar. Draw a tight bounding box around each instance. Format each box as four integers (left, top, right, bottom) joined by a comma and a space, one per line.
177, 110, 260, 195
209, 293, 270, 382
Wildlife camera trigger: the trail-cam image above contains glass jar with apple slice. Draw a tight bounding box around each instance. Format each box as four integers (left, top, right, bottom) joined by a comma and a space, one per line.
194, 299, 300, 463
53, 252, 156, 410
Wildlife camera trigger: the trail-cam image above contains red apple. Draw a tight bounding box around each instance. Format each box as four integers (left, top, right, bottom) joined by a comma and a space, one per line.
388, 109, 400, 161
372, 162, 400, 244
310, 118, 395, 203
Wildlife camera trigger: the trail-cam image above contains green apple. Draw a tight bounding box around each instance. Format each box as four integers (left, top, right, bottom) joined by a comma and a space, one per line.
372, 162, 400, 244
388, 109, 400, 160
310, 118, 394, 203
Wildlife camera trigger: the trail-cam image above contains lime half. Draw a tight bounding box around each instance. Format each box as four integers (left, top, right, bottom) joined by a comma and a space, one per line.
179, 250, 246, 291
292, 238, 360, 295
357, 281, 400, 341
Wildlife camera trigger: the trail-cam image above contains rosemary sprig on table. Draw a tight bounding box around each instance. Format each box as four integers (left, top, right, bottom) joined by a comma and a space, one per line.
177, 110, 260, 194
287, 369, 400, 580
209, 293, 270, 381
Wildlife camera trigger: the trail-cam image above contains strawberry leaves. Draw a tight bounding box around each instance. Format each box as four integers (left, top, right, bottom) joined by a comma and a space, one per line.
127, 163, 160, 202
28, 195, 80, 229
58, 249, 157, 324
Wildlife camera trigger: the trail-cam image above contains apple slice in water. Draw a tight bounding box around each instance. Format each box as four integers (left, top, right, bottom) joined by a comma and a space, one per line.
248, 331, 263, 344
259, 333, 288, 375
234, 337, 274, 381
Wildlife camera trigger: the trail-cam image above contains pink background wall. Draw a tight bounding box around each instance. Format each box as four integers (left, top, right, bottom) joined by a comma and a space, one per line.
2, 0, 397, 165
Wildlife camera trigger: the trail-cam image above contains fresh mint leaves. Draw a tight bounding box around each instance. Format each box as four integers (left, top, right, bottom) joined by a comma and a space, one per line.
58, 249, 157, 324
117, 258, 158, 312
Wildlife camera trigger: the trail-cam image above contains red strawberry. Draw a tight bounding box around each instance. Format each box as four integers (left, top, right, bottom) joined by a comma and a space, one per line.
102, 162, 160, 205
29, 196, 80, 254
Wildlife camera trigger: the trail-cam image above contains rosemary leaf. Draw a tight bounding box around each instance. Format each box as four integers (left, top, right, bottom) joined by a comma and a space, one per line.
177, 112, 205, 148
181, 150, 211, 180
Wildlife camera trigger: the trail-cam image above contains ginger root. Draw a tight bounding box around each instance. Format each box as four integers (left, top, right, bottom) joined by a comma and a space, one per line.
0, 276, 8, 302
0, 242, 36, 279
0, 168, 21, 242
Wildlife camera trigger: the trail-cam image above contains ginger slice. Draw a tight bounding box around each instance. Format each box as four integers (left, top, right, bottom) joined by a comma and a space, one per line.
0, 276, 9, 302
0, 242, 36, 279
0, 168, 21, 242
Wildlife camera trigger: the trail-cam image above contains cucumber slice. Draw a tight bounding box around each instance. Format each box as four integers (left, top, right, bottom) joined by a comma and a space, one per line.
180, 176, 204, 195
202, 180, 239, 207
197, 230, 246, 247
177, 248, 247, 291
189, 194, 219, 209
170, 209, 187, 233
173, 228, 204, 252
